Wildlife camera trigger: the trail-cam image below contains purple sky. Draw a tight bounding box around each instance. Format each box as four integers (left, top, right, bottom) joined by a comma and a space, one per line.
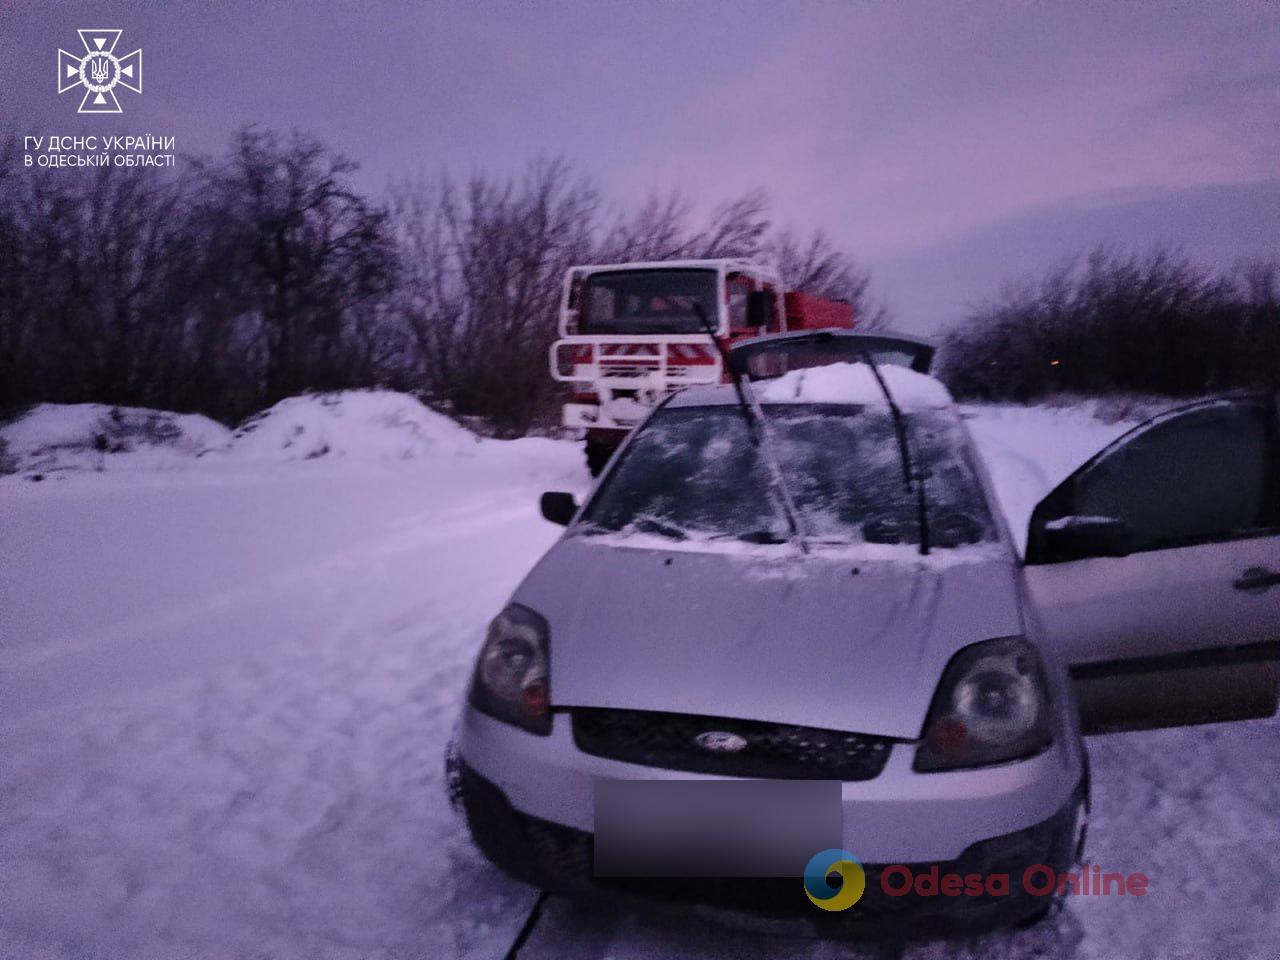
3, 1, 1277, 332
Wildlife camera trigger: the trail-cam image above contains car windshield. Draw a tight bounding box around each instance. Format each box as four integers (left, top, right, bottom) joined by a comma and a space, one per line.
578, 404, 997, 549
579, 269, 718, 335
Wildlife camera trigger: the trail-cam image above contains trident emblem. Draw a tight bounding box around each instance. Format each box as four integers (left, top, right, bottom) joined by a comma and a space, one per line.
57, 30, 142, 114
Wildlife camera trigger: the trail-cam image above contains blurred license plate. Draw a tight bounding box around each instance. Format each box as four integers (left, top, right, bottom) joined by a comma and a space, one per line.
593, 778, 841, 878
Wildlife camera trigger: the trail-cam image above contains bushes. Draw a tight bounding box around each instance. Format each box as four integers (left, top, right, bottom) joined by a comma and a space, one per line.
938, 247, 1280, 401
393, 170, 880, 436
0, 129, 404, 425
0, 129, 879, 435
5, 124, 1271, 431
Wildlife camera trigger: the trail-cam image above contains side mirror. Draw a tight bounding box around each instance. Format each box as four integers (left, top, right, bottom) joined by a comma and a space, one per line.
1034, 515, 1132, 562
746, 290, 775, 329
540, 491, 578, 527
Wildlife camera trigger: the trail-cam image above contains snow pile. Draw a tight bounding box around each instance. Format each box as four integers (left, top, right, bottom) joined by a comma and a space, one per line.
0, 403, 232, 474
222, 390, 482, 463
758, 361, 954, 409
0, 391, 587, 483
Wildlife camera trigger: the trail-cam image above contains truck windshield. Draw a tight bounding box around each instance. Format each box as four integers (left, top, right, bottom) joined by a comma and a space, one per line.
579, 269, 718, 335
578, 404, 996, 550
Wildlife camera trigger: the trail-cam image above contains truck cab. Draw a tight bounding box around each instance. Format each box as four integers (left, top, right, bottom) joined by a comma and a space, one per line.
549, 258, 855, 473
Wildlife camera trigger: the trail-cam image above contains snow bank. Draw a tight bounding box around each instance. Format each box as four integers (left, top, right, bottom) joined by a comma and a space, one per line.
224, 390, 481, 463
0, 403, 232, 474
0, 391, 494, 474
757, 361, 953, 409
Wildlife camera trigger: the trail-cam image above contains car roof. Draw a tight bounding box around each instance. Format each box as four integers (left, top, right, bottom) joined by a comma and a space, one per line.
730, 328, 934, 349
728, 330, 937, 376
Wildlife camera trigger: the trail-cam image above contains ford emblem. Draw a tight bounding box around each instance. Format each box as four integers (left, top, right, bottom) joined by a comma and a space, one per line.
695, 730, 748, 754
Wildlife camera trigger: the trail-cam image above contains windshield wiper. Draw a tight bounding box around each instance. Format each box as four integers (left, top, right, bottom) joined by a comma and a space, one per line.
735, 529, 790, 544
860, 352, 931, 556
706, 529, 790, 545
691, 303, 809, 555
631, 514, 689, 541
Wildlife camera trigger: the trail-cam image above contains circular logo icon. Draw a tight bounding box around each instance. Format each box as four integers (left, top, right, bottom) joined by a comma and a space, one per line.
694, 730, 748, 753
80, 52, 121, 92
803, 848, 865, 912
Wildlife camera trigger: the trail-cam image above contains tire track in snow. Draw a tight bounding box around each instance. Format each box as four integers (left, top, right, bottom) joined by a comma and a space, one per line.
1, 490, 547, 723
1, 476, 562, 959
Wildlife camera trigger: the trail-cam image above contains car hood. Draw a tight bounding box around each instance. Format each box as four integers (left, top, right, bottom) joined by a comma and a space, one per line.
511, 535, 1024, 740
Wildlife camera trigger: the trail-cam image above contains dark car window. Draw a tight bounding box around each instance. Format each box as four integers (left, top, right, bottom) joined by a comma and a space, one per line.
578, 404, 996, 549
1071, 402, 1279, 553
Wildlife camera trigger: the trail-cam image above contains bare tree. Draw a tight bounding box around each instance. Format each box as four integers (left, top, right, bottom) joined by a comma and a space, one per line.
597, 187, 772, 262
597, 189, 695, 262
395, 172, 883, 431
193, 127, 400, 405
765, 227, 887, 327
0, 162, 200, 414
692, 189, 771, 259
393, 157, 598, 435
0, 131, 894, 435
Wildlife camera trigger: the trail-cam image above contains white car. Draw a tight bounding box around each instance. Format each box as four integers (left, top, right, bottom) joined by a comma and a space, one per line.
453, 363, 1279, 933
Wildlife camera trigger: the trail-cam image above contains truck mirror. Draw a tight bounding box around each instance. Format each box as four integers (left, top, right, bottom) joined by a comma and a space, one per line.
746, 290, 775, 329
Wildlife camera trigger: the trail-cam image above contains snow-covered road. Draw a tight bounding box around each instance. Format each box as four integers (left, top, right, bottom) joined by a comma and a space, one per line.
3, 399, 1278, 959
2, 449, 577, 959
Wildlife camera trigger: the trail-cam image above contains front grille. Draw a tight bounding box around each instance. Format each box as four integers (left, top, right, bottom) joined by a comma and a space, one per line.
571, 707, 894, 781
597, 365, 656, 378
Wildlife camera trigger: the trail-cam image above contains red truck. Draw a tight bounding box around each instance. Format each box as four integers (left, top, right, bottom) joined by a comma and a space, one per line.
548, 258, 856, 473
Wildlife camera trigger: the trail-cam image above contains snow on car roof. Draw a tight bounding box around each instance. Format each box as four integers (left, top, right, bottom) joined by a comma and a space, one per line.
667, 361, 955, 411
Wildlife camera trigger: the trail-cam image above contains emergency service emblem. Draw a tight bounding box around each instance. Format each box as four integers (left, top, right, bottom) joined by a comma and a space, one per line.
58, 30, 142, 114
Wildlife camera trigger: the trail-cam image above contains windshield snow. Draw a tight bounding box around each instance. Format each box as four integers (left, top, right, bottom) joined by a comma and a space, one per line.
579, 404, 997, 549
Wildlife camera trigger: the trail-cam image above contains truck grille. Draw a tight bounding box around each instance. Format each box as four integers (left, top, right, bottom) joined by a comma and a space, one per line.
571, 708, 894, 781
596, 364, 656, 378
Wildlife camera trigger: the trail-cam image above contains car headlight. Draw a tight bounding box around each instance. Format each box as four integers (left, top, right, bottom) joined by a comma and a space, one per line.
468, 604, 552, 735
914, 637, 1052, 772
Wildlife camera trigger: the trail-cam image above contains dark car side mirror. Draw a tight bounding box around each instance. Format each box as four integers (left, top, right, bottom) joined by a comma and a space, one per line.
1034, 515, 1132, 563
540, 491, 578, 527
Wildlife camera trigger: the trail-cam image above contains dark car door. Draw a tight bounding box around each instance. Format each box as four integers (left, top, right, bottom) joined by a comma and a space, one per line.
1022, 395, 1280, 734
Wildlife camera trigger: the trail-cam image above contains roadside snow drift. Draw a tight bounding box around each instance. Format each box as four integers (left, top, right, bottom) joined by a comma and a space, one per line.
0, 391, 496, 475
0, 403, 231, 474
226, 390, 482, 462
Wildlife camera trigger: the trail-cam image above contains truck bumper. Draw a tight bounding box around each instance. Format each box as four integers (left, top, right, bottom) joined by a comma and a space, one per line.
563, 401, 648, 431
